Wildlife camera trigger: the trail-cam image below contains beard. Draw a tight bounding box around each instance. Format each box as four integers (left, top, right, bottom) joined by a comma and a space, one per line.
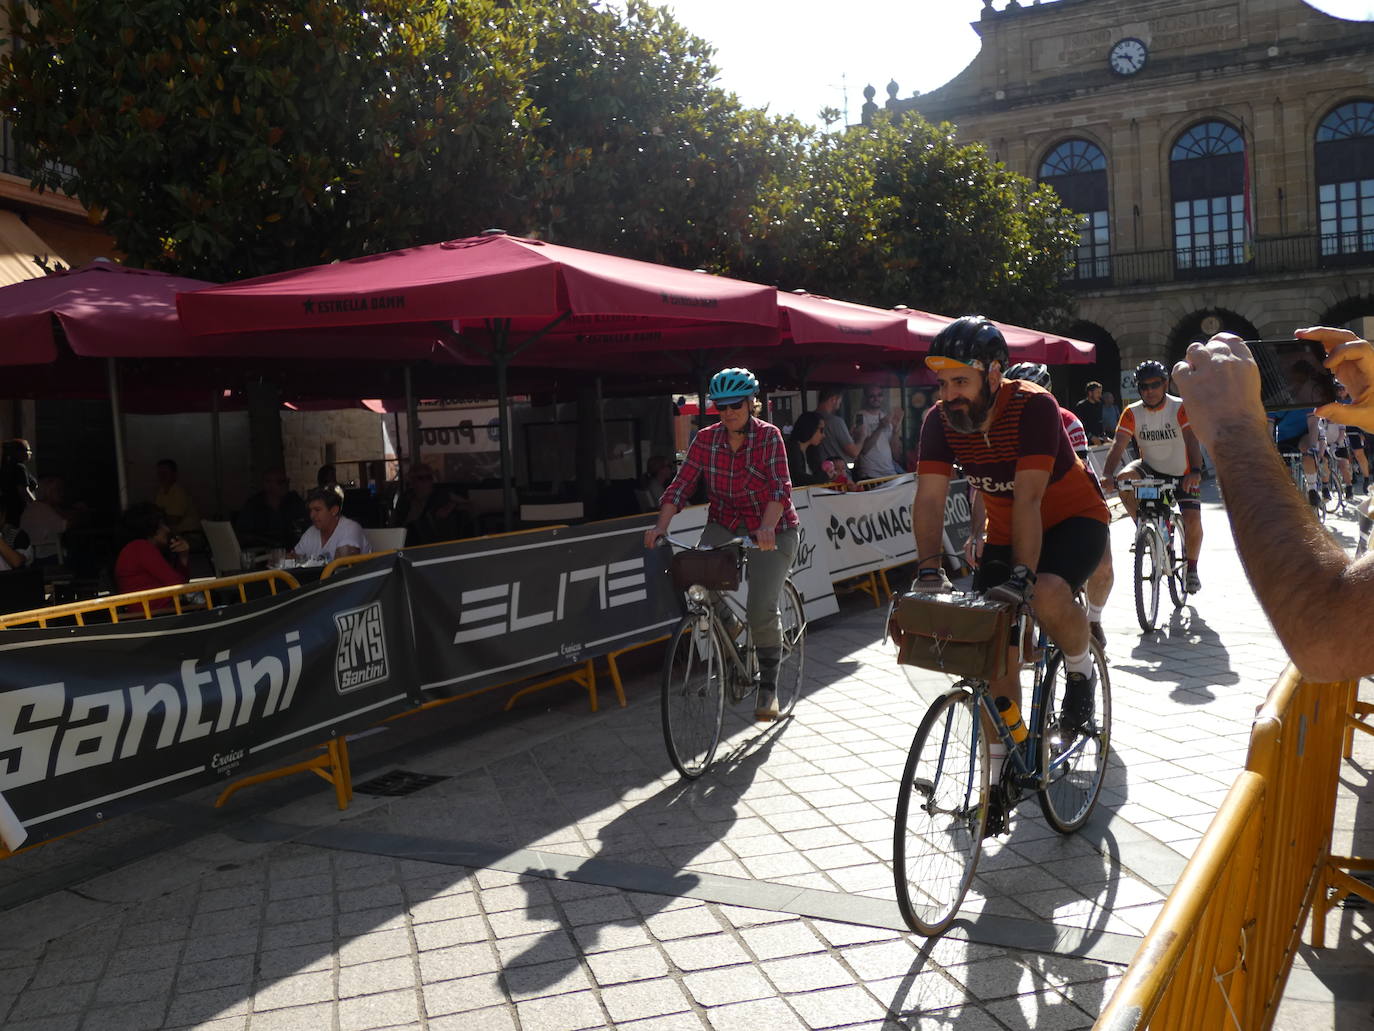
944, 381, 994, 433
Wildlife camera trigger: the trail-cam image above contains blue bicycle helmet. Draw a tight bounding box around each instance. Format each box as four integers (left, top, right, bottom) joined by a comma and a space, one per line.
707, 367, 759, 403
1005, 362, 1052, 390
1135, 359, 1168, 385
926, 315, 1010, 373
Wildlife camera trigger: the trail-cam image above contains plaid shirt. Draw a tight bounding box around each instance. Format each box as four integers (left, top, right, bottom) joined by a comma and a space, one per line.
662, 417, 799, 533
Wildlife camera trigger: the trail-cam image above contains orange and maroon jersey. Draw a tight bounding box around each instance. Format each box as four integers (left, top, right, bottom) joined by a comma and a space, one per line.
917, 380, 1109, 545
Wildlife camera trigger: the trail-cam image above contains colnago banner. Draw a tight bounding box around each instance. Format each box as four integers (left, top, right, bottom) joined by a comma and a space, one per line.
809, 474, 919, 579
0, 560, 419, 847
404, 516, 682, 696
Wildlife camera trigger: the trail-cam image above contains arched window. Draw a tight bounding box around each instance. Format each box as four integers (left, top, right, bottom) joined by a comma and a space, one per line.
1315, 101, 1374, 262
1170, 121, 1248, 274
1039, 140, 1109, 282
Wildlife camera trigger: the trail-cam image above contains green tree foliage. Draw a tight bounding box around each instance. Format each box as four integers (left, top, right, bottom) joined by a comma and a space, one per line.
515, 0, 809, 271
744, 113, 1080, 326
0, 0, 536, 279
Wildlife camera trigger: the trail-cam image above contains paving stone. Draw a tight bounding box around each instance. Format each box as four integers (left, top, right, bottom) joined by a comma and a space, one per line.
164, 986, 252, 1026
252, 970, 334, 1010
514, 989, 606, 1031
503, 958, 593, 1001
763, 953, 855, 993
739, 921, 826, 960
338, 956, 417, 997
785, 984, 891, 1029
601, 976, 692, 1022
338, 988, 423, 1031
705, 997, 808, 1031
412, 916, 489, 951
177, 954, 254, 994
585, 943, 671, 986
644, 906, 723, 941
840, 939, 922, 982
79, 1000, 169, 1031
683, 965, 774, 1007
418, 941, 502, 984
247, 1002, 335, 1031
494, 930, 581, 968
423, 973, 508, 1017
258, 943, 335, 978
573, 921, 655, 955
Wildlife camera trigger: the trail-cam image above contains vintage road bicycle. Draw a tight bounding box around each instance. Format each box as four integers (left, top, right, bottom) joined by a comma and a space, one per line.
658, 534, 807, 779
889, 580, 1111, 936
1121, 476, 1190, 631
1280, 450, 1329, 523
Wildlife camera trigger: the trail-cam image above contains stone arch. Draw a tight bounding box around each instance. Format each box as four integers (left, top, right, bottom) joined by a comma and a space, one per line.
1165, 307, 1259, 368
1056, 320, 1120, 405
1318, 294, 1374, 334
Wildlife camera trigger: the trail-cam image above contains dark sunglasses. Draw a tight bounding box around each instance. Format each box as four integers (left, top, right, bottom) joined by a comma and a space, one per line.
717, 399, 750, 411
1138, 379, 1165, 390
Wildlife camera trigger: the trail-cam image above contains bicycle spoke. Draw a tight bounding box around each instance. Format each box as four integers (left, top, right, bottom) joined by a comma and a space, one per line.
661, 616, 726, 779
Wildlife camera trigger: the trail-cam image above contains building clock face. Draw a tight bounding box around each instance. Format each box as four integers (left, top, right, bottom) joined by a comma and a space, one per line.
1108, 37, 1148, 76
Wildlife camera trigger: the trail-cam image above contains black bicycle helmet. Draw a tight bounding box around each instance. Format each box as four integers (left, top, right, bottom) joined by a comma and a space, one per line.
926, 315, 1010, 373
1135, 359, 1168, 385
1005, 362, 1052, 390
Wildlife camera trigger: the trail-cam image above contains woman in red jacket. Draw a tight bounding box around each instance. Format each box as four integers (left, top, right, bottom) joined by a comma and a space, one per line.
115, 502, 191, 600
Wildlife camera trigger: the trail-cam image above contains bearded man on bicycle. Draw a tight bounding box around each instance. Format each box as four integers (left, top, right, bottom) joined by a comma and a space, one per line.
1101, 360, 1206, 594
912, 316, 1111, 737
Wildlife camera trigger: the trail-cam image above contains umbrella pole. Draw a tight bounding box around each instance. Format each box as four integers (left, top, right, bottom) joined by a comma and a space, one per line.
492, 321, 516, 532
211, 386, 224, 517
107, 358, 129, 512
404, 364, 419, 487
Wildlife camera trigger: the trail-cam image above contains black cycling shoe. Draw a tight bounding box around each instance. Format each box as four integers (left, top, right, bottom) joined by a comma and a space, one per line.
1061, 670, 1096, 736
981, 789, 1009, 839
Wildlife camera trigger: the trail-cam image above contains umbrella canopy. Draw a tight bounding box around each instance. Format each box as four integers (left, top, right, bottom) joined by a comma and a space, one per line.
178, 232, 780, 356
0, 260, 215, 365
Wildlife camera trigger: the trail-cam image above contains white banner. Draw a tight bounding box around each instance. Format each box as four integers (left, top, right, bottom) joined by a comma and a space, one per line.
810, 474, 917, 580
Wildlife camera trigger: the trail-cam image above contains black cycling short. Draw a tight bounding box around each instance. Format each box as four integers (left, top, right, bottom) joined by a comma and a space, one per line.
1275, 435, 1306, 456
973, 516, 1109, 595
1122, 459, 1201, 511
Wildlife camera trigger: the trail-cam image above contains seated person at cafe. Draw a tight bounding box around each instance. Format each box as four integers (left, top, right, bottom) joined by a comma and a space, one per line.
0, 503, 31, 570
115, 503, 191, 596
235, 467, 307, 548
786, 412, 829, 487
391, 463, 465, 546
20, 475, 69, 565
291, 485, 370, 562
154, 458, 201, 536
317, 463, 337, 488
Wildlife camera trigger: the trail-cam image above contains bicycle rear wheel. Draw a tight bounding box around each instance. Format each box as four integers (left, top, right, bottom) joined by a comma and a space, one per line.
661, 613, 727, 779
1166, 523, 1189, 609
1323, 471, 1343, 515
1133, 523, 1161, 631
1036, 642, 1111, 833
773, 578, 806, 718
893, 686, 989, 936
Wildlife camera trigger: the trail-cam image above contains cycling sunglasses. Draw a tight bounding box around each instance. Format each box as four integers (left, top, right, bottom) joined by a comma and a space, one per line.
716, 398, 751, 411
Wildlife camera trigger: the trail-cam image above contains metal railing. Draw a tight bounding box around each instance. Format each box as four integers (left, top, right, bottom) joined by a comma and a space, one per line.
1064, 233, 1374, 290
1095, 668, 1354, 1029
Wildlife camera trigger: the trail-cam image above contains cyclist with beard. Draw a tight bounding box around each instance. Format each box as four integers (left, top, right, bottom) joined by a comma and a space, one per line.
1101, 360, 1205, 593
912, 317, 1110, 754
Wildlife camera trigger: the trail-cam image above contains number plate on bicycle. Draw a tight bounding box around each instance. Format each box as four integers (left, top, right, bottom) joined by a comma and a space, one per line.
1135, 486, 1159, 500
892, 593, 1015, 680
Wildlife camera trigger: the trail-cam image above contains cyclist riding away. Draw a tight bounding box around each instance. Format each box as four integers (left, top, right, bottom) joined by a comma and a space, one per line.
645, 367, 800, 721
1102, 360, 1205, 594
1268, 405, 1324, 508
912, 317, 1111, 774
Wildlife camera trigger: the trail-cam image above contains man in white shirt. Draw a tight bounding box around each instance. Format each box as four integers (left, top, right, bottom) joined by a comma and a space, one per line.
20, 476, 67, 564
291, 486, 371, 562
853, 386, 904, 480
812, 388, 861, 472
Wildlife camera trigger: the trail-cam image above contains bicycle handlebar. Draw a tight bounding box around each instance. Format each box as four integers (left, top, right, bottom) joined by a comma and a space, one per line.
657, 533, 757, 552
1117, 477, 1172, 491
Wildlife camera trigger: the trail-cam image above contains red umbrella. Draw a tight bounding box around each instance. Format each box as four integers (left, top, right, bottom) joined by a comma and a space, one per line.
179, 232, 781, 525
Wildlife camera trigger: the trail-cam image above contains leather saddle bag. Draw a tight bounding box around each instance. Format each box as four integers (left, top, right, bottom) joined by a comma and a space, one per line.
671, 549, 741, 592
891, 592, 1015, 680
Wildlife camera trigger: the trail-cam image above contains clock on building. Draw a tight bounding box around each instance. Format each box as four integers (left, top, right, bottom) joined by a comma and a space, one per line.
1108, 38, 1148, 76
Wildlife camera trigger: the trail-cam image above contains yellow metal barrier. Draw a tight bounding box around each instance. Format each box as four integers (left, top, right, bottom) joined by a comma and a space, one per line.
0, 569, 300, 628
1095, 668, 1355, 1029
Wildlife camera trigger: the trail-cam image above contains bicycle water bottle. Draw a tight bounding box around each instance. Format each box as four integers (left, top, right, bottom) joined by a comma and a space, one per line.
995, 697, 1029, 744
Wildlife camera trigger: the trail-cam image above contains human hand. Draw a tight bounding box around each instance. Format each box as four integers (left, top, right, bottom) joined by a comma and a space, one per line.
753, 526, 776, 551
643, 526, 666, 549
1182, 471, 1201, 493
963, 534, 984, 568
1299, 326, 1374, 432
169, 535, 190, 557
984, 569, 1034, 608
1171, 334, 1269, 451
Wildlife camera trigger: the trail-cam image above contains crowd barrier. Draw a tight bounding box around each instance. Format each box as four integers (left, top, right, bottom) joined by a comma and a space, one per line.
1095, 669, 1358, 1030
0, 479, 945, 857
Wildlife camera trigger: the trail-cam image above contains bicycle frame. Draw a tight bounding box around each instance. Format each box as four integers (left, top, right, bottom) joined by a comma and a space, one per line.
663, 533, 758, 702
970, 611, 1055, 789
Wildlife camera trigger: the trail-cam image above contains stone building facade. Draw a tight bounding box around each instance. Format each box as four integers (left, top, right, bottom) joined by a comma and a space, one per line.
871, 0, 1374, 400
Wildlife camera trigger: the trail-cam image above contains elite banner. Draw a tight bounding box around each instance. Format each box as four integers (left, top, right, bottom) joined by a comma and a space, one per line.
404, 516, 682, 696
0, 560, 418, 847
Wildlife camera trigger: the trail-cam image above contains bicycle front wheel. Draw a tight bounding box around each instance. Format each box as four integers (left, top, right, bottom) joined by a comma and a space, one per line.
661, 613, 727, 779
773, 578, 806, 718
1036, 642, 1112, 833
893, 686, 989, 936
1166, 523, 1188, 609
1133, 523, 1161, 631
1323, 474, 1343, 515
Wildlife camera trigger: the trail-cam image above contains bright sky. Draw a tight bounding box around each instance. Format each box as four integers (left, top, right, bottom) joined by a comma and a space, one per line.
658, 0, 1374, 129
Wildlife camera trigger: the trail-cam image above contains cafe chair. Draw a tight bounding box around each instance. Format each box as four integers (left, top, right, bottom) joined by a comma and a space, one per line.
202, 520, 244, 577
362, 527, 408, 553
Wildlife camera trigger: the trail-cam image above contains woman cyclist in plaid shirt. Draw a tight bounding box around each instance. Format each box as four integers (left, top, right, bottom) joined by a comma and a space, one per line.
645, 367, 800, 721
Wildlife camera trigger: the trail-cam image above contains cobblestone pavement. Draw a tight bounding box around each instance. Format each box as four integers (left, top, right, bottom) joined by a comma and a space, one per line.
0, 486, 1371, 1030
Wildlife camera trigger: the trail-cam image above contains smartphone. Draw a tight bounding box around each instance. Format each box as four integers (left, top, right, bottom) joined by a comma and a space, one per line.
1245, 338, 1340, 412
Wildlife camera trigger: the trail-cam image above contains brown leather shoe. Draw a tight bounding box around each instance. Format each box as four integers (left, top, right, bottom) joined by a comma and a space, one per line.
754, 689, 779, 721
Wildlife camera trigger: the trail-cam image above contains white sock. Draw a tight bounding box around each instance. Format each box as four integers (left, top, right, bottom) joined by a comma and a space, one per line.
1086, 601, 1105, 622
1065, 649, 1093, 677
987, 742, 1007, 784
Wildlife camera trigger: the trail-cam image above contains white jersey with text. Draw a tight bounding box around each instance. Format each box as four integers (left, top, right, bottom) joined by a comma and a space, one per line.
1118, 394, 1191, 476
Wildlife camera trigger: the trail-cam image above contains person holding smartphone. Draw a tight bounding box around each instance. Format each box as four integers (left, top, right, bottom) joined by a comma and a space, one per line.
115, 503, 191, 602
1172, 328, 1374, 681
1101, 360, 1206, 594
